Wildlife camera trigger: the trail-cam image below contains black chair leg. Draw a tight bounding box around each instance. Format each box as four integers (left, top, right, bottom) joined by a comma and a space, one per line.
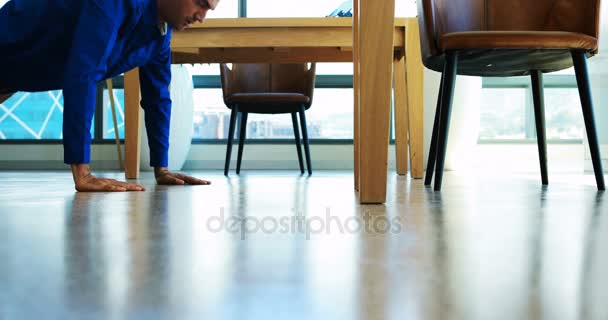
531, 70, 549, 185
236, 112, 248, 174
425, 71, 445, 186
572, 50, 606, 190
299, 105, 312, 175
224, 106, 239, 176
434, 51, 459, 191
291, 112, 305, 174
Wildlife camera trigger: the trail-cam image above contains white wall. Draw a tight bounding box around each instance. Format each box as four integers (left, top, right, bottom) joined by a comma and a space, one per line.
588, 2, 608, 140
584, 2, 608, 170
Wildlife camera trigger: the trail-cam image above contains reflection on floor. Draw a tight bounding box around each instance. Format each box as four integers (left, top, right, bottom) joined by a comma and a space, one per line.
0, 170, 607, 320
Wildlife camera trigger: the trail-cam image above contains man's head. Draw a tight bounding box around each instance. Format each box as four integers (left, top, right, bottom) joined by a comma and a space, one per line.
158, 0, 219, 31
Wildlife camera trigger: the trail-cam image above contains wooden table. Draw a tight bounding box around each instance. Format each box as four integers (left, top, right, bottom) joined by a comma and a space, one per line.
124, 14, 424, 204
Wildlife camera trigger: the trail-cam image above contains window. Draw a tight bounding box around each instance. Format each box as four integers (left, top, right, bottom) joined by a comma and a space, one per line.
207, 0, 239, 18
0, 91, 94, 140
479, 88, 527, 140
246, 0, 416, 18
190, 88, 353, 140
247, 0, 348, 18
186, 0, 360, 142
479, 71, 583, 142
544, 88, 584, 140
0, 0, 414, 143
102, 88, 125, 140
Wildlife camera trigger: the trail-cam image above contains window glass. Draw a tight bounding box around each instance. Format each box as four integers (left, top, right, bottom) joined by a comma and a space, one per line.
102, 89, 126, 140
479, 88, 527, 140
0, 91, 87, 140
191, 88, 353, 139
544, 88, 583, 140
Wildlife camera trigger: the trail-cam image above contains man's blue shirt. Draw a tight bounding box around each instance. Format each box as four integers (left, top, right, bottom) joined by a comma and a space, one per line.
0, 0, 172, 166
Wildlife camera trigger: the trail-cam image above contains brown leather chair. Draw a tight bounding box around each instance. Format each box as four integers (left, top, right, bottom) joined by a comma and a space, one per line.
220, 63, 316, 175
419, 0, 605, 191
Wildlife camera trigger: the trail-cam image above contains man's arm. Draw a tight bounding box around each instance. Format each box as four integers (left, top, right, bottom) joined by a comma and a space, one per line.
139, 32, 210, 186
62, 0, 125, 164
63, 0, 145, 191
139, 34, 172, 169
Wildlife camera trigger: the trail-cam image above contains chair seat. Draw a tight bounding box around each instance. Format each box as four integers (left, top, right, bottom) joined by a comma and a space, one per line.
225, 93, 310, 105
439, 31, 598, 51
225, 93, 311, 114
426, 31, 599, 76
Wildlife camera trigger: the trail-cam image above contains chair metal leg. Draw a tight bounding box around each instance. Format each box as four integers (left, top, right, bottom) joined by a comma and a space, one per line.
425, 71, 445, 186
434, 51, 459, 191
236, 112, 248, 174
572, 50, 606, 190
291, 112, 305, 174
531, 70, 549, 185
299, 105, 312, 175
224, 106, 239, 176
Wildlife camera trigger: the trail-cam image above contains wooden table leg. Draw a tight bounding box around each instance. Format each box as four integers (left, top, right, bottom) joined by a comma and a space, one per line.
356, 0, 395, 203
124, 68, 141, 179
406, 18, 425, 179
107, 79, 124, 171
353, 0, 360, 192
394, 54, 409, 176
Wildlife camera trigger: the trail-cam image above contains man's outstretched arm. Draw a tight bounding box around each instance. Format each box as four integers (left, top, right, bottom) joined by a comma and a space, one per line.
63, 0, 145, 192
139, 31, 210, 186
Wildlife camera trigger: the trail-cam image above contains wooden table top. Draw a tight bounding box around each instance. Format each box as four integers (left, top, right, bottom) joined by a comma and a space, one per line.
171, 17, 409, 51
185, 17, 409, 29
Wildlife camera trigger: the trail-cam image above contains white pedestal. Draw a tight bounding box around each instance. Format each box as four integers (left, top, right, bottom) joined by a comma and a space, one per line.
423, 69, 482, 171
140, 65, 194, 171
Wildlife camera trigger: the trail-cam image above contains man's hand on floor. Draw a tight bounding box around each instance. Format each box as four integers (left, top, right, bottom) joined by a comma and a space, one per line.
154, 167, 211, 186
71, 164, 146, 192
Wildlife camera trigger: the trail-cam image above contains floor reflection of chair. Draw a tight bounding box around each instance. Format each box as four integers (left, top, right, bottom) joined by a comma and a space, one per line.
226, 175, 312, 318
579, 194, 606, 319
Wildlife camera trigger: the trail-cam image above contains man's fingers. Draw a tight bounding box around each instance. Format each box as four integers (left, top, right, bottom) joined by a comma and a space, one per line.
103, 179, 145, 192
125, 183, 145, 191
172, 177, 185, 185
105, 184, 127, 192
117, 181, 145, 191
176, 173, 211, 185
83, 180, 142, 192
156, 172, 211, 186
186, 177, 211, 185
160, 175, 185, 185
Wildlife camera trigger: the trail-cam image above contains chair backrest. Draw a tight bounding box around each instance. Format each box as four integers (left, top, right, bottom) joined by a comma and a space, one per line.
417, 0, 601, 62
220, 63, 316, 101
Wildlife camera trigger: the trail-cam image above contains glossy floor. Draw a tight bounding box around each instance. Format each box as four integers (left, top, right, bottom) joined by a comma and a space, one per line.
0, 170, 607, 320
